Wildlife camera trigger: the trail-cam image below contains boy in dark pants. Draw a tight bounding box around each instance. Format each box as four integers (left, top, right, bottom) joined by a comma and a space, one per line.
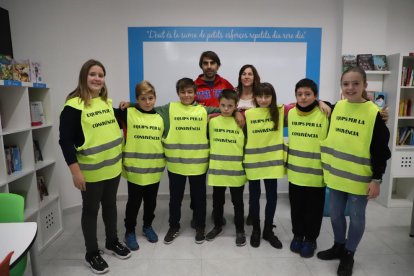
205, 90, 247, 246
154, 78, 219, 244
286, 78, 329, 258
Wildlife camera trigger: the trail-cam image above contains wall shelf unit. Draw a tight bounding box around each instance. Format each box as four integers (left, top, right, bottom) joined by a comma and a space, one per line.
377, 54, 414, 207
0, 80, 63, 252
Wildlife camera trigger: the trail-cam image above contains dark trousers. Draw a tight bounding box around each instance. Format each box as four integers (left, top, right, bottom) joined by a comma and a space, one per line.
289, 182, 325, 241
124, 181, 160, 233
81, 174, 120, 254
168, 171, 206, 229
212, 186, 245, 232
249, 179, 278, 227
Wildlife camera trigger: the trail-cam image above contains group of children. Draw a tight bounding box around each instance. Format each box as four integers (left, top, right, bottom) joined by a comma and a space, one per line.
59, 59, 390, 276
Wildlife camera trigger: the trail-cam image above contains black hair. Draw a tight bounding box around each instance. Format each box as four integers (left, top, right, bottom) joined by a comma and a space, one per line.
198, 51, 221, 68
236, 64, 261, 96
295, 78, 318, 96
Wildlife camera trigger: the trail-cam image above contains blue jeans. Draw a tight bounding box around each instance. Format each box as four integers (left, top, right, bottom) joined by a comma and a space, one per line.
329, 188, 368, 252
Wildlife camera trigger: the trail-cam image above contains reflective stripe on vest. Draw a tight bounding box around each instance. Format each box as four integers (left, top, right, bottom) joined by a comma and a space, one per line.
163, 102, 209, 175
320, 100, 377, 195
287, 107, 329, 187
243, 106, 285, 180
122, 108, 165, 185
65, 97, 122, 182
208, 116, 246, 187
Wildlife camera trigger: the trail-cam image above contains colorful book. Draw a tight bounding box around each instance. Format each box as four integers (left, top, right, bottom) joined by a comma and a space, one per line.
11, 145, 22, 171
0, 54, 13, 80
12, 59, 31, 82
372, 55, 388, 71
30, 101, 45, 126
30, 61, 43, 83
366, 91, 387, 110
357, 54, 374, 71
374, 92, 387, 110
342, 55, 357, 72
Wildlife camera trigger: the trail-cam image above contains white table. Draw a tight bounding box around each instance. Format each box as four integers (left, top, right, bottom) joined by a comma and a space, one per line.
0, 222, 39, 276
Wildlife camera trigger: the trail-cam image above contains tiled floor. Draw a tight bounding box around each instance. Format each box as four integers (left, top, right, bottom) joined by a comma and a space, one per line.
28, 196, 414, 276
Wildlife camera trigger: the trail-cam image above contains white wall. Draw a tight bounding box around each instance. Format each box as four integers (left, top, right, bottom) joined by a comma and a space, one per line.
2, 0, 413, 210
341, 0, 414, 55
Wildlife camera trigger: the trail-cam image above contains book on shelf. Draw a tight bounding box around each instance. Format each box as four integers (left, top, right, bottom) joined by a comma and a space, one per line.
401, 66, 414, 86
36, 175, 49, 201
12, 59, 31, 82
5, 146, 13, 175
342, 55, 357, 72
33, 139, 43, 162
357, 54, 374, 71
30, 101, 46, 126
4, 145, 22, 174
397, 127, 414, 146
366, 91, 387, 110
372, 55, 388, 71
29, 61, 43, 83
11, 146, 22, 171
399, 99, 413, 116
0, 54, 13, 80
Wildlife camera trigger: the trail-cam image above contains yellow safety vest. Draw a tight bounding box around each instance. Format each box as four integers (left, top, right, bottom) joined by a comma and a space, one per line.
163, 102, 209, 175
65, 97, 122, 182
122, 108, 165, 185
208, 116, 246, 187
320, 100, 377, 195
287, 106, 329, 187
243, 106, 285, 180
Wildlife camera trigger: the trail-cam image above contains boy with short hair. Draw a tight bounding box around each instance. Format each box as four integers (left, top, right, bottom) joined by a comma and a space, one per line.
205, 90, 247, 246
287, 78, 329, 258
154, 78, 219, 244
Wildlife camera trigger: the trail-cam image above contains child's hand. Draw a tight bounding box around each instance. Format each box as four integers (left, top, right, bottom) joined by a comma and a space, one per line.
235, 111, 245, 128
318, 101, 331, 117
119, 101, 130, 110
72, 171, 86, 191
380, 105, 388, 123
367, 181, 380, 199
208, 113, 219, 121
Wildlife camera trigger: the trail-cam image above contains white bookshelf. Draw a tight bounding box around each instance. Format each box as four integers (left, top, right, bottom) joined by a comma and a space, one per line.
0, 80, 63, 252
377, 54, 414, 207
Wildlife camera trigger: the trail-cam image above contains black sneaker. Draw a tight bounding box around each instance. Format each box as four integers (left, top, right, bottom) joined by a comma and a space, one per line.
106, 241, 131, 259
317, 242, 345, 260
195, 228, 205, 244
236, 232, 246, 247
206, 227, 222, 241
164, 227, 179, 244
85, 251, 109, 274
263, 225, 282, 249
337, 250, 354, 276
250, 228, 261, 248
